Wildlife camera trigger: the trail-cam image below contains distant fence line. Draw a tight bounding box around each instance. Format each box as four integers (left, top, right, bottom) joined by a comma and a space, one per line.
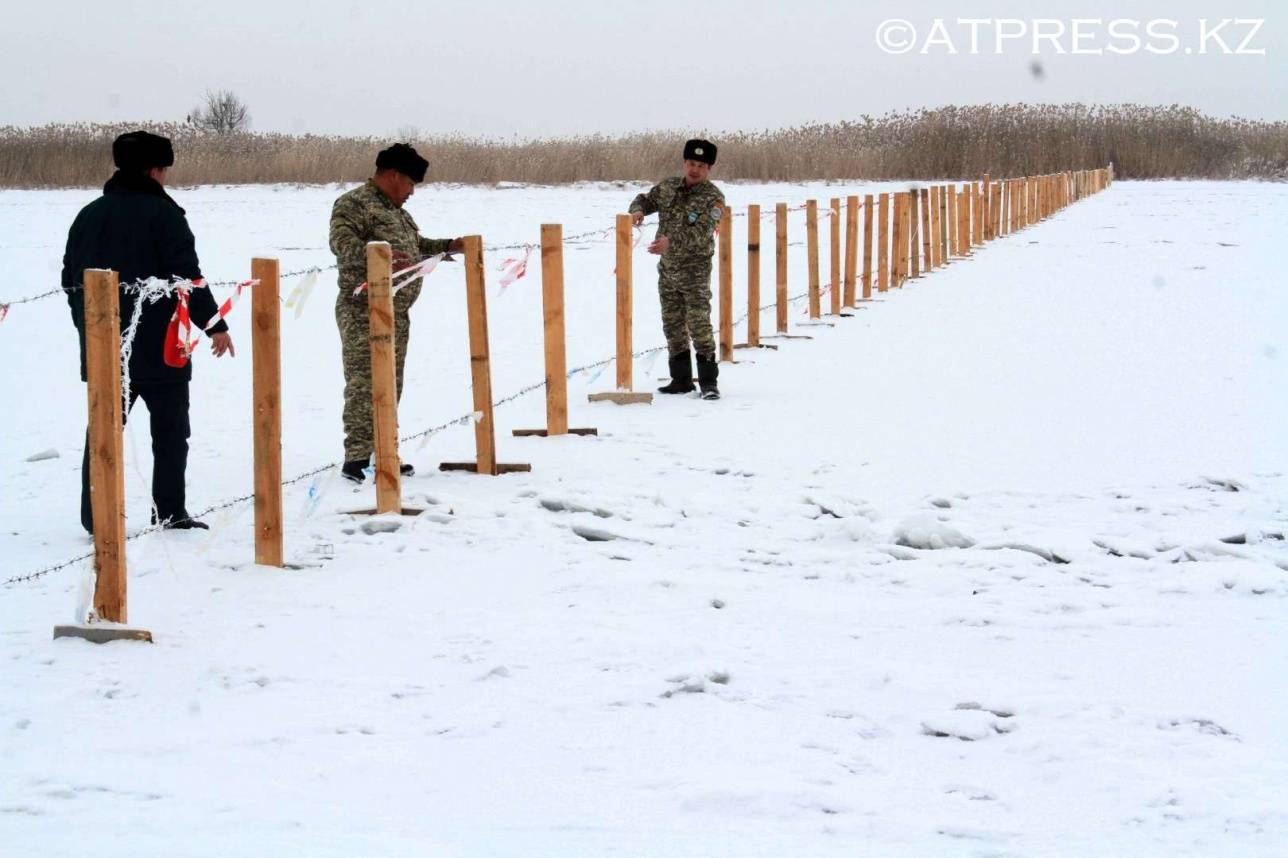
0, 105, 1283, 188
13, 167, 1111, 640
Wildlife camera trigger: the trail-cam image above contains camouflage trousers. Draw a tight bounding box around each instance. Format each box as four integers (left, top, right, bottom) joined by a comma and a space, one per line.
657, 258, 715, 359
335, 295, 411, 462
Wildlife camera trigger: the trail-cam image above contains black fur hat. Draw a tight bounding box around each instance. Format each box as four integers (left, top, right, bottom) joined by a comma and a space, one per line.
683, 138, 717, 165
376, 143, 429, 183
112, 130, 175, 171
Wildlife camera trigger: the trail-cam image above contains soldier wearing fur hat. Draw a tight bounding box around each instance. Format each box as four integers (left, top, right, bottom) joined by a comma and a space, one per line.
629, 139, 725, 400
61, 130, 235, 532
329, 143, 464, 483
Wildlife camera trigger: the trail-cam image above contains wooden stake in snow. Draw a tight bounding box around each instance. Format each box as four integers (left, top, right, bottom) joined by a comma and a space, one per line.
775, 202, 788, 333
909, 188, 921, 279
806, 200, 821, 318
514, 224, 596, 437
829, 197, 842, 315
251, 256, 283, 567
588, 216, 652, 405
861, 193, 874, 300
365, 242, 402, 512
443, 236, 533, 472
747, 204, 761, 345
919, 187, 931, 273
719, 205, 734, 362
843, 195, 858, 307
54, 268, 153, 644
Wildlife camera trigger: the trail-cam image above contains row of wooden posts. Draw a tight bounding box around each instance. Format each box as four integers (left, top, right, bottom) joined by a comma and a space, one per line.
67, 166, 1112, 641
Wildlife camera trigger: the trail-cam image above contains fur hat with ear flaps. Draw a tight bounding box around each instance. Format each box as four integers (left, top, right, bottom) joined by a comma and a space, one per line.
683, 138, 717, 166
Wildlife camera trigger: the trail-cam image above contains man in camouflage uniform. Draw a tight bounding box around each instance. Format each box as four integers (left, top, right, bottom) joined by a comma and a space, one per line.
629, 139, 725, 400
329, 143, 463, 483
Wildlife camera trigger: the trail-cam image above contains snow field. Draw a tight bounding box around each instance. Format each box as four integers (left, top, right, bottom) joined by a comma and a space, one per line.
1, 179, 1286, 856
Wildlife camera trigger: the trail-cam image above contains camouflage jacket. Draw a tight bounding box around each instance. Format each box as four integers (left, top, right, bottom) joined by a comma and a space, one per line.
629, 177, 725, 263
329, 180, 453, 306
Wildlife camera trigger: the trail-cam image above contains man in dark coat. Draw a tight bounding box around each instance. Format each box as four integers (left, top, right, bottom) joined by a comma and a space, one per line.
62, 130, 235, 532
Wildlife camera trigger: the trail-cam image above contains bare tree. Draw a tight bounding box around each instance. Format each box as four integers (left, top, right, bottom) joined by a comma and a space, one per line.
189, 90, 251, 134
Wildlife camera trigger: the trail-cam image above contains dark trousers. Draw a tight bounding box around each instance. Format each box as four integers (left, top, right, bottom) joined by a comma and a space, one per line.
81, 381, 191, 532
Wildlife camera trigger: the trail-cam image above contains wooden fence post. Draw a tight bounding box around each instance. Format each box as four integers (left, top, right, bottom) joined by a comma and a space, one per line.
366, 242, 401, 512
861, 194, 874, 299
443, 236, 532, 471
892, 193, 902, 287
829, 197, 842, 315
83, 273, 126, 617
719, 205, 734, 361
590, 217, 651, 404
908, 189, 920, 279
942, 186, 953, 264
806, 200, 821, 318
514, 224, 596, 437
982, 173, 992, 241
616, 214, 634, 388
919, 188, 932, 273
877, 193, 890, 292
542, 224, 570, 435
932, 185, 942, 265
901, 192, 913, 285
948, 185, 958, 257
843, 195, 858, 307
746, 204, 761, 346
775, 202, 788, 333
54, 269, 152, 643
958, 185, 970, 254
891, 193, 905, 288
900, 193, 912, 287
971, 182, 982, 246
251, 257, 282, 567
1000, 182, 1008, 236
994, 181, 1003, 238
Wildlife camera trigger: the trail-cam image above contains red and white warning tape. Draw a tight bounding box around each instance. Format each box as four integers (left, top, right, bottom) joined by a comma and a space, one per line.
164, 278, 256, 368
352, 254, 444, 298
497, 246, 535, 290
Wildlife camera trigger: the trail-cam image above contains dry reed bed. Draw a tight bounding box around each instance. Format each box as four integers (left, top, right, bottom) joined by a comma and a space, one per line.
1, 104, 1284, 188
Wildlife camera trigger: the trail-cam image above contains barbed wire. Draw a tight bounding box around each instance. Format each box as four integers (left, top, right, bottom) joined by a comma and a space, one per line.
2, 172, 1095, 585
2, 281, 826, 589
0, 198, 850, 307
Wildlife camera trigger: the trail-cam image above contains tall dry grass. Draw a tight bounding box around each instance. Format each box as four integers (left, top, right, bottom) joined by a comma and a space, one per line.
1, 104, 1285, 188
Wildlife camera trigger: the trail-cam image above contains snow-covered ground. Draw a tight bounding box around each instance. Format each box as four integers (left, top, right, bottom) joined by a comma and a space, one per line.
1, 179, 1286, 856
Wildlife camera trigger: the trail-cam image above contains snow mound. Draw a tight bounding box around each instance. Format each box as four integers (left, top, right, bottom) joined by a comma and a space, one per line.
893, 515, 976, 550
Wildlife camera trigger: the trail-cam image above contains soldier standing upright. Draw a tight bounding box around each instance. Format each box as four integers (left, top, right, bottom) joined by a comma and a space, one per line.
629, 139, 726, 400
329, 143, 463, 483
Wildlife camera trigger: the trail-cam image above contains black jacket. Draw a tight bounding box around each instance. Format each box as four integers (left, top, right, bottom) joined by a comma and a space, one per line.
61, 170, 227, 383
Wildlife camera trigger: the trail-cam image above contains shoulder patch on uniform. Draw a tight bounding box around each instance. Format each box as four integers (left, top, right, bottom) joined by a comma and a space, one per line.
711, 206, 723, 222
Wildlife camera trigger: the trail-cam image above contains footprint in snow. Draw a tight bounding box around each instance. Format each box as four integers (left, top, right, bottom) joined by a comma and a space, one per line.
922, 702, 1016, 741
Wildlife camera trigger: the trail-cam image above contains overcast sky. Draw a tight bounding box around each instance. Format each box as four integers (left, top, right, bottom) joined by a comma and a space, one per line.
2, 0, 1283, 138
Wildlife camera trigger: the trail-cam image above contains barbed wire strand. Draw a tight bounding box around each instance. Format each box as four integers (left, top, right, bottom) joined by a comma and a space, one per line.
1, 288, 823, 589
0, 196, 871, 306
2, 172, 1053, 584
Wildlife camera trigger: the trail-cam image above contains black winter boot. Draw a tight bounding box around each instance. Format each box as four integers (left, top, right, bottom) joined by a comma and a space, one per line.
658, 350, 695, 394
341, 459, 368, 484
696, 353, 720, 400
